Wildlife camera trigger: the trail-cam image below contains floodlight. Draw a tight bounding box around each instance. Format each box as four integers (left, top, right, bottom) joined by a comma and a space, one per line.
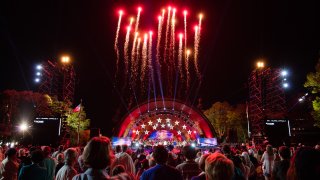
283, 83, 289, 88
256, 61, 265, 68
36, 65, 42, 70
35, 78, 40, 83
19, 122, 28, 131
281, 70, 288, 76
36, 72, 41, 76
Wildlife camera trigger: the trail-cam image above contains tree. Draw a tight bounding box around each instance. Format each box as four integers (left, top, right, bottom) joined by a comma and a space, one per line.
304, 59, 320, 127
65, 105, 90, 145
204, 101, 248, 142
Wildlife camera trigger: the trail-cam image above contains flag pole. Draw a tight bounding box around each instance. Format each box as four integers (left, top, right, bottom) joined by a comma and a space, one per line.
77, 99, 82, 146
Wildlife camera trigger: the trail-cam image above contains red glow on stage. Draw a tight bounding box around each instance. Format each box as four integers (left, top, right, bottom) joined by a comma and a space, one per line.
179, 33, 183, 39
138, 7, 142, 12
118, 10, 124, 15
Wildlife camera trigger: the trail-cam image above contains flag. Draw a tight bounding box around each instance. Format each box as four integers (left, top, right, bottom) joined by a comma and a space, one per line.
73, 104, 81, 112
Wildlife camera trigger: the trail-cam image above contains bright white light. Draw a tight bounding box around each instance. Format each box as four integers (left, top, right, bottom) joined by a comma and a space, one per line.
36, 65, 42, 70
191, 143, 196, 147
283, 83, 289, 88
299, 98, 304, 102
281, 70, 288, 76
19, 123, 28, 131
135, 143, 139, 147
35, 78, 40, 83
36, 72, 41, 76
10, 142, 15, 148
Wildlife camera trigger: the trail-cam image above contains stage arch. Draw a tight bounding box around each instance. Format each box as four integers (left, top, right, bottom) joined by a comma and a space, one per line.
115, 99, 216, 142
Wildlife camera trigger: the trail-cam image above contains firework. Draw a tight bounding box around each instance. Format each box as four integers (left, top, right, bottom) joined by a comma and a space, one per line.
194, 25, 200, 78
141, 33, 148, 90
178, 33, 183, 79
115, 10, 123, 74
124, 25, 132, 75
183, 10, 187, 58
156, 14, 163, 68
185, 49, 191, 90
135, 7, 142, 33
131, 32, 139, 82
170, 8, 176, 64
163, 6, 171, 64
114, 5, 204, 102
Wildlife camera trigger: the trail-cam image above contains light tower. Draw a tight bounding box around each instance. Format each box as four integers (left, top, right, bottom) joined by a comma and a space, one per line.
248, 61, 287, 140
36, 55, 75, 104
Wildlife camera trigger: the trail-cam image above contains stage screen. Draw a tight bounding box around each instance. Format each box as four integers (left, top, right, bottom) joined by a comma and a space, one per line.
32, 117, 60, 145
197, 138, 218, 147
265, 119, 290, 146
112, 137, 132, 147
148, 130, 174, 140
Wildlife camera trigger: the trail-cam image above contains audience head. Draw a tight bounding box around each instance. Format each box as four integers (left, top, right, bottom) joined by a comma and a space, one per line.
64, 148, 78, 165
182, 145, 197, 160
205, 152, 234, 180
43, 146, 51, 157
287, 146, 320, 180
278, 146, 291, 160
222, 145, 231, 155
83, 136, 114, 169
30, 149, 44, 164
199, 153, 210, 172
57, 153, 64, 164
152, 145, 168, 164
5, 148, 17, 159
122, 144, 128, 153
18, 148, 26, 157
266, 145, 273, 156
115, 145, 121, 153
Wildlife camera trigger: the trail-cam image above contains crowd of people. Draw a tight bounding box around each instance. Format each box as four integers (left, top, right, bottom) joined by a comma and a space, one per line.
0, 137, 319, 180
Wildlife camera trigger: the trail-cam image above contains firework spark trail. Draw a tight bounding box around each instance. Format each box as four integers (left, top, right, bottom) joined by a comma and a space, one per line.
124, 25, 132, 76
141, 34, 148, 91
131, 32, 139, 82
135, 7, 142, 33
170, 8, 176, 65
148, 32, 153, 76
194, 26, 200, 78
135, 37, 141, 68
185, 49, 191, 91
156, 13, 164, 68
178, 33, 183, 79
114, 10, 123, 76
163, 7, 171, 64
183, 10, 187, 59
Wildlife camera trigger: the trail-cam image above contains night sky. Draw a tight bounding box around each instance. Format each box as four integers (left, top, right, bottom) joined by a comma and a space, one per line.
1, 0, 319, 136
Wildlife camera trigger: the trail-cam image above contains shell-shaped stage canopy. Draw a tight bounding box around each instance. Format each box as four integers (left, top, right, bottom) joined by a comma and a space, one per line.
115, 99, 216, 142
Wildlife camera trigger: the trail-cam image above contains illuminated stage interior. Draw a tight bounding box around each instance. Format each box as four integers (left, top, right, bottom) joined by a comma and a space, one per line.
115, 99, 216, 146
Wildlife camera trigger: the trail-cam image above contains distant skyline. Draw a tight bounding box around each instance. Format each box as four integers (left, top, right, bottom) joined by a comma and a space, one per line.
1, 0, 319, 135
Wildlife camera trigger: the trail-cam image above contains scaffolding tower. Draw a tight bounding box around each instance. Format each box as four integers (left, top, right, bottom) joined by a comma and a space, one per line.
248, 66, 287, 138
38, 60, 75, 104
